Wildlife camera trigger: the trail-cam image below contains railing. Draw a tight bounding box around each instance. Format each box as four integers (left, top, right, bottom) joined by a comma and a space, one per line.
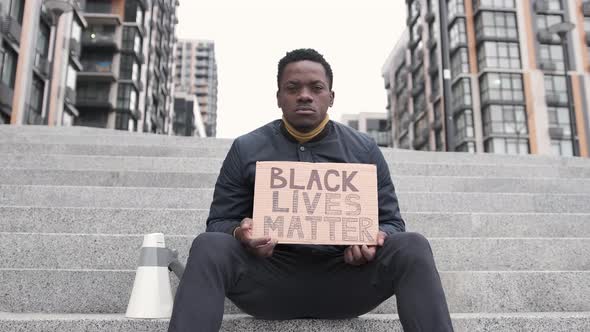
81, 60, 113, 73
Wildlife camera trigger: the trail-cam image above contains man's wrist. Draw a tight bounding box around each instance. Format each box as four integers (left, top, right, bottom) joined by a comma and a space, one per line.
232, 226, 240, 239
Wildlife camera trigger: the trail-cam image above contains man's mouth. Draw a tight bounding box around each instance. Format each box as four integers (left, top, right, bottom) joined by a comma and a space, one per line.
295, 107, 315, 114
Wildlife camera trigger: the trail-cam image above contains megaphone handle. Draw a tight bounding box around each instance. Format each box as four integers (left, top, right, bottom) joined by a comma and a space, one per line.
168, 258, 185, 280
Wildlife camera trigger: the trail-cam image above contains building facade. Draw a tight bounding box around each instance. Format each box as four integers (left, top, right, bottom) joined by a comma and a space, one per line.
174, 39, 218, 137
1, 0, 178, 135
1, 0, 87, 126
383, 0, 590, 157
172, 90, 206, 137
341, 112, 392, 147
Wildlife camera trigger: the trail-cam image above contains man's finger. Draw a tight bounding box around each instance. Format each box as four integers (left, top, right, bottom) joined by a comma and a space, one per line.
248, 237, 271, 248
361, 245, 376, 261
256, 239, 278, 257
344, 247, 353, 264
351, 245, 363, 261
377, 231, 387, 246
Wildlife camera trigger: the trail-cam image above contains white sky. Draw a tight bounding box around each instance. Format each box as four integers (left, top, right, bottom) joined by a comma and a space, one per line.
176, 0, 407, 138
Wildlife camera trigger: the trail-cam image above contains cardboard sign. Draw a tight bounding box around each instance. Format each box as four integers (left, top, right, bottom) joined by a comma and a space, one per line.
252, 161, 378, 245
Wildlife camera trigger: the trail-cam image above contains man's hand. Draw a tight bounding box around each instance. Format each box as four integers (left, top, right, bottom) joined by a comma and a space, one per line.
344, 231, 387, 266
234, 218, 278, 258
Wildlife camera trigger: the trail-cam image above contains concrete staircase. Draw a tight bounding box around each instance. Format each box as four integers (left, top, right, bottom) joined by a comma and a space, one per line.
0, 125, 589, 331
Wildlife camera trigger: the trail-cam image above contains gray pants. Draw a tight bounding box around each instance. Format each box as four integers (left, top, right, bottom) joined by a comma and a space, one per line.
168, 232, 453, 332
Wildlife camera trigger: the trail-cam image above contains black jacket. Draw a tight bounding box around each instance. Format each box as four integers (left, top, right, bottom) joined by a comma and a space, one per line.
206, 119, 405, 253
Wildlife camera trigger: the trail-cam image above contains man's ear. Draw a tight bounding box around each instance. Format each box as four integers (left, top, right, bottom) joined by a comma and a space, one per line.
276, 90, 281, 108
329, 91, 335, 107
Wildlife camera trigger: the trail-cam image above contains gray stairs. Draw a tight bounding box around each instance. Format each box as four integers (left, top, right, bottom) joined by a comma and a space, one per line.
0, 125, 589, 331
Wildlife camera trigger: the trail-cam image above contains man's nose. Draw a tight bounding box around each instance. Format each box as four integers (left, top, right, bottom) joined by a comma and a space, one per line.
297, 88, 313, 102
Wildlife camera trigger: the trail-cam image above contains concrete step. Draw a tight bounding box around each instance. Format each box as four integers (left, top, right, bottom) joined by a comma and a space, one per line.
2, 142, 590, 168
2, 154, 589, 178
1, 312, 590, 332
2, 167, 590, 193
2, 185, 590, 213
1, 269, 587, 314
2, 207, 588, 238
1, 233, 588, 271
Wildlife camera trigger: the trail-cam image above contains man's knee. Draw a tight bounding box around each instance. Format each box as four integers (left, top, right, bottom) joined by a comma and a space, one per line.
187, 232, 241, 265
382, 232, 434, 267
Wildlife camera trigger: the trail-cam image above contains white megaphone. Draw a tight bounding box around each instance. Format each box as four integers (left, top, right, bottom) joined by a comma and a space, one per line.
126, 233, 185, 318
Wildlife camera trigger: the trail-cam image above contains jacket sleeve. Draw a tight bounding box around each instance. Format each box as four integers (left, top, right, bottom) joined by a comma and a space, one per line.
370, 142, 406, 235
206, 140, 253, 234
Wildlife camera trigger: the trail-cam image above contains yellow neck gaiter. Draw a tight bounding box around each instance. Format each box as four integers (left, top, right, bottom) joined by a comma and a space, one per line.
282, 114, 330, 143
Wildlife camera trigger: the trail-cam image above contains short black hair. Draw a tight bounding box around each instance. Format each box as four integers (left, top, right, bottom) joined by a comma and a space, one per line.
277, 48, 333, 90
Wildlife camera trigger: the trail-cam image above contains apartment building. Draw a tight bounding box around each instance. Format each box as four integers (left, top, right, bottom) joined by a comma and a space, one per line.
174, 39, 218, 137
383, 0, 590, 157
341, 112, 392, 147
172, 90, 206, 137
0, 0, 86, 126
1, 0, 178, 134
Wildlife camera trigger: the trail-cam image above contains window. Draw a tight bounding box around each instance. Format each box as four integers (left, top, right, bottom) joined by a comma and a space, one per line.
348, 120, 359, 130
477, 41, 521, 70
475, 11, 518, 41
77, 82, 110, 101
451, 47, 470, 78
413, 93, 426, 115
551, 140, 573, 156
544, 75, 568, 105
435, 128, 445, 151
429, 20, 438, 42
115, 112, 130, 130
2, 0, 25, 23
454, 109, 475, 142
456, 141, 476, 152
447, 0, 465, 21
473, 0, 515, 10
409, 0, 420, 21
411, 21, 421, 43
538, 44, 564, 71
1, 45, 17, 88
480, 73, 524, 104
449, 18, 468, 50
27, 76, 44, 124
412, 65, 424, 90
484, 137, 529, 154
452, 78, 472, 110
120, 55, 139, 81
85, 0, 112, 14
545, 0, 562, 11
483, 104, 528, 136
430, 48, 439, 71
431, 71, 440, 98
117, 84, 137, 111
37, 21, 50, 59
66, 64, 76, 90
71, 18, 82, 43
412, 42, 424, 65
536, 14, 562, 43
547, 106, 571, 136
367, 119, 387, 131
413, 114, 429, 143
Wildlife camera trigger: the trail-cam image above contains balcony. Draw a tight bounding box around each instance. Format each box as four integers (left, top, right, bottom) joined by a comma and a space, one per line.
83, 2, 121, 25
76, 91, 113, 110
82, 31, 119, 51
78, 61, 117, 82
1, 16, 22, 45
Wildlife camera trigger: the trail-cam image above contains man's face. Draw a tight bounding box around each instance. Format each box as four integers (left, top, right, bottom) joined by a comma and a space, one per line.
277, 60, 334, 132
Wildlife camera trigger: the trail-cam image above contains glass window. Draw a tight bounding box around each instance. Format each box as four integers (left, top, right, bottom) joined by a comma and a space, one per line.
413, 92, 426, 115
456, 141, 476, 152
477, 41, 521, 70
120, 55, 139, 81
430, 48, 439, 70
538, 44, 564, 71
447, 0, 465, 21
29, 76, 44, 119
480, 72, 524, 104
413, 114, 429, 142
71, 18, 82, 43
485, 137, 529, 154
66, 64, 76, 89
475, 11, 518, 41
452, 78, 472, 110
429, 19, 439, 42
547, 106, 572, 136
117, 84, 138, 111
449, 18, 468, 50
435, 128, 445, 151
1, 45, 17, 88
454, 109, 475, 142
545, 0, 562, 10
544, 75, 568, 105
551, 139, 573, 156
37, 21, 50, 59
483, 104, 528, 136
451, 47, 470, 78
473, 0, 516, 10
536, 14, 563, 43
431, 71, 440, 98
85, 0, 112, 14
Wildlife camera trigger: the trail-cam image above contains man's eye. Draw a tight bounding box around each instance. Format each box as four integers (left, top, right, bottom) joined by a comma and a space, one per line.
313, 86, 324, 91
